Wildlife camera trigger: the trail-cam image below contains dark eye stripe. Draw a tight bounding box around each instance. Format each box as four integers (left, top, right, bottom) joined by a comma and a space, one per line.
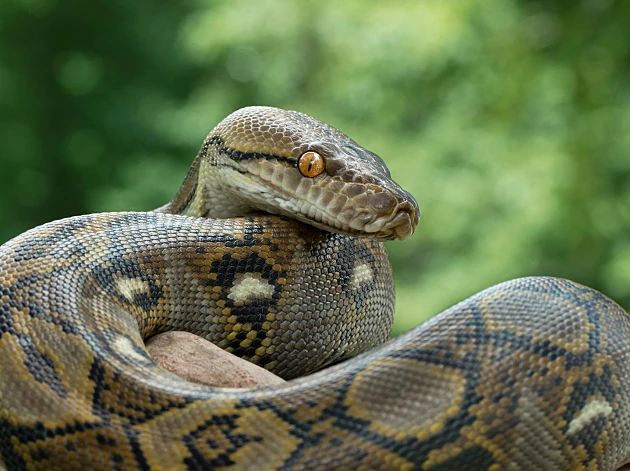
205, 135, 299, 167
222, 147, 298, 167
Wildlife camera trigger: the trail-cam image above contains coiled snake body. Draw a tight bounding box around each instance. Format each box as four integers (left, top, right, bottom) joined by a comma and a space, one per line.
1, 107, 629, 470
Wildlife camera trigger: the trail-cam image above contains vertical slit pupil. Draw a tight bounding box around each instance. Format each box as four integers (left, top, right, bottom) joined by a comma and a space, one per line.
308, 157, 316, 172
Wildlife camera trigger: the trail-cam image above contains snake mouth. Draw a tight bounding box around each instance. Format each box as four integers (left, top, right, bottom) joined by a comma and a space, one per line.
290, 206, 415, 241
318, 200, 418, 241
236, 164, 419, 241
347, 198, 418, 241
298, 178, 419, 241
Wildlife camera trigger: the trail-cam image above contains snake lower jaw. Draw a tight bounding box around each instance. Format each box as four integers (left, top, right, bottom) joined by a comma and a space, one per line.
276, 202, 416, 241
311, 209, 417, 241
291, 190, 418, 241
245, 193, 415, 241
303, 214, 415, 242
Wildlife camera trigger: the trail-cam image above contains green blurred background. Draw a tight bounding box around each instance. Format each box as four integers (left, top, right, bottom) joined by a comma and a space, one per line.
1, 0, 628, 335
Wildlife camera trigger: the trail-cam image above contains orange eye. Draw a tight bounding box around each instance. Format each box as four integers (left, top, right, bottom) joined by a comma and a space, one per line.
298, 151, 325, 178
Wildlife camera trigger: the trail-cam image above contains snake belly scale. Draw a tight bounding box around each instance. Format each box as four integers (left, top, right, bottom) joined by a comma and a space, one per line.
1, 107, 630, 470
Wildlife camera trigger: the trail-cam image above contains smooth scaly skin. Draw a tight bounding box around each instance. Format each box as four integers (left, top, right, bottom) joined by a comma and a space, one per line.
1, 108, 630, 471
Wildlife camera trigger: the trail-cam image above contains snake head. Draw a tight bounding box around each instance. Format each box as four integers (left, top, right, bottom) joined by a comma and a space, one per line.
185, 106, 419, 241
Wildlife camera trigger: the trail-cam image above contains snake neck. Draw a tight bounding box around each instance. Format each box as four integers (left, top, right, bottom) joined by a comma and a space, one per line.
156, 143, 256, 219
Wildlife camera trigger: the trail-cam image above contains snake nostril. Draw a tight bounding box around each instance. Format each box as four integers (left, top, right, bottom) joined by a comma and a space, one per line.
398, 193, 419, 225
405, 201, 420, 226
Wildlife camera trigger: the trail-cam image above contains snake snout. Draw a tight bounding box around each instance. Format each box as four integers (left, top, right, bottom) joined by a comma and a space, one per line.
343, 186, 419, 241
372, 190, 419, 241
385, 199, 418, 241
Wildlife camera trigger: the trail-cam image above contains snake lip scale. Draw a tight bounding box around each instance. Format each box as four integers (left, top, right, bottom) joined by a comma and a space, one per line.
1, 106, 630, 470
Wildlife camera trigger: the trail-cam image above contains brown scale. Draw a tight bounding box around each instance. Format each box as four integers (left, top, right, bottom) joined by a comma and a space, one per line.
1, 107, 630, 470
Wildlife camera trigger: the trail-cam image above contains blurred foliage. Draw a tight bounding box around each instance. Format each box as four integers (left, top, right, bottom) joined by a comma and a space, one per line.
1, 0, 629, 335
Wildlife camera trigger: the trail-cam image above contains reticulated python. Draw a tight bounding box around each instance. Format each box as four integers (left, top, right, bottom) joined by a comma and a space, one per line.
1, 107, 629, 471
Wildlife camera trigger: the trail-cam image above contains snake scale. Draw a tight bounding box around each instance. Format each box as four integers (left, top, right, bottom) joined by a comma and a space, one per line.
1, 107, 630, 471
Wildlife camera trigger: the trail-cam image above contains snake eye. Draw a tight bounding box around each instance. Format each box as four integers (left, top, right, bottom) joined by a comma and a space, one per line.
298, 151, 325, 178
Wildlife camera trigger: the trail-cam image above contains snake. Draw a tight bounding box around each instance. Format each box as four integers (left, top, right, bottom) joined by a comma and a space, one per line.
1, 106, 629, 471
